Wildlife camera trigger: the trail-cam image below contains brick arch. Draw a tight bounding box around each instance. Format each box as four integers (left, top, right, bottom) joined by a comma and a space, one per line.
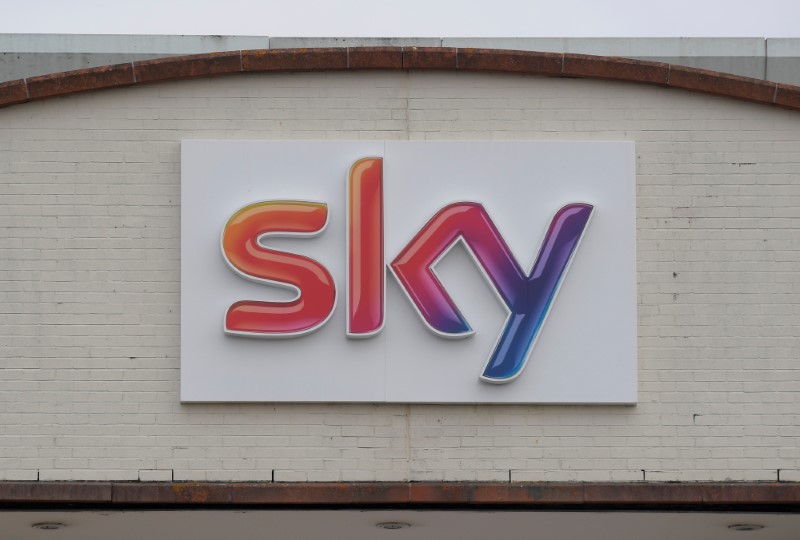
0, 47, 799, 111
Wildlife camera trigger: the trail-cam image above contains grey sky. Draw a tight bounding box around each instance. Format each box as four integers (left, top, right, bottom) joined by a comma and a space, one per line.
2, 0, 799, 37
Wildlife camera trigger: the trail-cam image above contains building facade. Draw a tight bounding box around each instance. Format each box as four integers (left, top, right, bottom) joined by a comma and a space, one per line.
0, 36, 799, 538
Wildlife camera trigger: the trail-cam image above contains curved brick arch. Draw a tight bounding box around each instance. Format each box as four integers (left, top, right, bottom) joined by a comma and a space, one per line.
0, 47, 799, 111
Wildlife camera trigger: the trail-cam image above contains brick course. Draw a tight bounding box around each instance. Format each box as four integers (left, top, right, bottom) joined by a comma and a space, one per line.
1, 48, 799, 111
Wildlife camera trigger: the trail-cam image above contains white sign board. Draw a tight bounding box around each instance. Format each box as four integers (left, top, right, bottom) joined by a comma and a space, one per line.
181, 141, 636, 403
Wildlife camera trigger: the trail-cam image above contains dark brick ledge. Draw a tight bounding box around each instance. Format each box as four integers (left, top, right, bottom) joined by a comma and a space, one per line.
1, 48, 799, 112
1, 481, 800, 510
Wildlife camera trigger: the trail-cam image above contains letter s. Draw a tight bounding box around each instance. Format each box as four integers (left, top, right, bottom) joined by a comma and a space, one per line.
221, 201, 336, 337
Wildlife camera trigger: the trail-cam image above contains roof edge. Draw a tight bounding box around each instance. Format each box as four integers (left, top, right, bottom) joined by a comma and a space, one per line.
1, 47, 799, 111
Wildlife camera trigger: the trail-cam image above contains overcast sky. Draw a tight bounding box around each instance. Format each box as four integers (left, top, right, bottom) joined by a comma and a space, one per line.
2, 0, 799, 37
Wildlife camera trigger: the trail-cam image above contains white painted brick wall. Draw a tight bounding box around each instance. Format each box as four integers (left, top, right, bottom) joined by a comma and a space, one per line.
0, 72, 798, 482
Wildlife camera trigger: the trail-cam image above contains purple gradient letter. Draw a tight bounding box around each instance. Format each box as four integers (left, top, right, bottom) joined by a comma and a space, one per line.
391, 203, 593, 383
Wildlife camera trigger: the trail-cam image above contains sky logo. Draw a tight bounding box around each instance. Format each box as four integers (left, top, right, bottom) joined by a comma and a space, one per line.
181, 140, 635, 403
221, 157, 593, 384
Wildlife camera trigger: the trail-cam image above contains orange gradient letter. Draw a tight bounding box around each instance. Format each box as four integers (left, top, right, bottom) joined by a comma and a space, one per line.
222, 201, 336, 337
